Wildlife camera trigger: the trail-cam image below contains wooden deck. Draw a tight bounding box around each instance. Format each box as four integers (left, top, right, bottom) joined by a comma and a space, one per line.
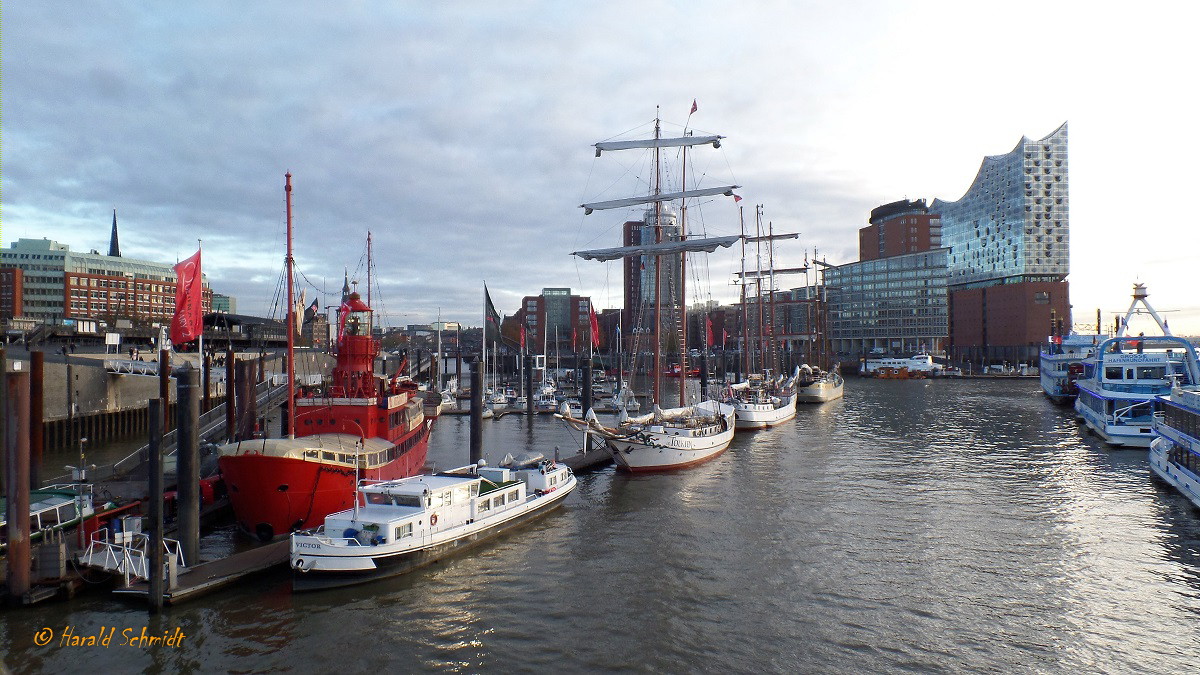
113, 539, 289, 605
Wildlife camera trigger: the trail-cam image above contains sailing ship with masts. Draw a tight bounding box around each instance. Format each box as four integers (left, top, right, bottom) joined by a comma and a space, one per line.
561, 106, 738, 471
218, 175, 431, 541
725, 204, 802, 428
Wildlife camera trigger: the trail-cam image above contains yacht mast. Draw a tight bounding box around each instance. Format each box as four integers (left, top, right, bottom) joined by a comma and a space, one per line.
285, 173, 296, 439
679, 137, 689, 407
739, 206, 750, 378
767, 219, 779, 374
653, 110, 663, 404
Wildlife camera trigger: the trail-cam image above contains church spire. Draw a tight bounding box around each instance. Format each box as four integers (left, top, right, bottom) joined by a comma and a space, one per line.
108, 208, 122, 257
341, 268, 351, 302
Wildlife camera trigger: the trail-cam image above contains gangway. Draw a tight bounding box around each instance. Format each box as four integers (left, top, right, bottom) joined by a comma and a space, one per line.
77, 527, 187, 586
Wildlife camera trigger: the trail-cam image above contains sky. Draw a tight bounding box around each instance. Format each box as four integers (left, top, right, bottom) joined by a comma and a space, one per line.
5, 1, 1199, 334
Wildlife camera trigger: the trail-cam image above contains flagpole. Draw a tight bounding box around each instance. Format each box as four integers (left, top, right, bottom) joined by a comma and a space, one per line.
197, 238, 203, 367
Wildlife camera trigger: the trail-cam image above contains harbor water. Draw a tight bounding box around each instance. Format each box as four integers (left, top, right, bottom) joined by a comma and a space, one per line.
4, 378, 1200, 671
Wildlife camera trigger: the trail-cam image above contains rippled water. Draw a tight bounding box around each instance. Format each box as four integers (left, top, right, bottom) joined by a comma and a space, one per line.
5, 378, 1200, 672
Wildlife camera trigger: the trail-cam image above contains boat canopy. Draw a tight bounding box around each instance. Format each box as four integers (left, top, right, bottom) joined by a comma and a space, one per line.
594, 135, 724, 154
572, 235, 741, 262
581, 185, 739, 214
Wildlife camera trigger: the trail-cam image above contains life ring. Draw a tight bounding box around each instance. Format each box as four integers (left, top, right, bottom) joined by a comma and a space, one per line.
430, 514, 438, 526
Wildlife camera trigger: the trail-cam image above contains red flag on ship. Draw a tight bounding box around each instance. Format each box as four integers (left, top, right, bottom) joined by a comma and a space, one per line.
519, 324, 527, 351
572, 325, 578, 352
170, 250, 203, 344
589, 308, 601, 349
733, 194, 743, 203
336, 299, 351, 345
705, 315, 714, 348
690, 99, 698, 115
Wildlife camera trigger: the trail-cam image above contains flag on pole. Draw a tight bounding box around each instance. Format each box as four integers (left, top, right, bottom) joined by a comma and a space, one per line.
733, 194, 743, 203
571, 325, 578, 352
705, 315, 714, 348
721, 328, 729, 346
170, 249, 203, 344
690, 99, 698, 115
336, 298, 352, 345
589, 307, 601, 349
484, 285, 501, 345
519, 324, 526, 351
294, 289, 306, 336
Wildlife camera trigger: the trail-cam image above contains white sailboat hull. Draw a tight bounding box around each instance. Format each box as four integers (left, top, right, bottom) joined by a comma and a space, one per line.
796, 375, 844, 404
604, 401, 736, 472
731, 394, 797, 429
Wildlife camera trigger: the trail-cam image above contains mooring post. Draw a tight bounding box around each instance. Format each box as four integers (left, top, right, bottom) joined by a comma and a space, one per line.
582, 364, 593, 453
5, 367, 32, 606
525, 355, 534, 418
30, 350, 44, 487
148, 398, 165, 614
225, 349, 236, 443
176, 368, 201, 566
203, 353, 212, 412
158, 349, 171, 430
470, 358, 484, 465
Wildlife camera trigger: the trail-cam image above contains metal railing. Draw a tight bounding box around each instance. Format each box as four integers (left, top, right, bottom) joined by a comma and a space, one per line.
78, 527, 187, 586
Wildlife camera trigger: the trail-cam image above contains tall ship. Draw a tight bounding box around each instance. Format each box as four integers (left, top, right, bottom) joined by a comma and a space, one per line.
725, 204, 802, 427
562, 107, 738, 471
1151, 383, 1200, 509
218, 175, 430, 541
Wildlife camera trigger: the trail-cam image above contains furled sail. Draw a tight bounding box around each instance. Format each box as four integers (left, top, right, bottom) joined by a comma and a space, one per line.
572, 235, 741, 262
594, 135, 723, 154
581, 185, 739, 214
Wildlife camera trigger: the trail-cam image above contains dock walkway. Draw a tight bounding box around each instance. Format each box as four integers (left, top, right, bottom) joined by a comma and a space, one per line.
113, 540, 289, 605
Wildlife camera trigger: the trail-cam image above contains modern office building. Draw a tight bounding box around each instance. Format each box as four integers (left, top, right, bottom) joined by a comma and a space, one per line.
514, 287, 593, 353
211, 293, 236, 314
0, 232, 213, 324
930, 122, 1070, 362
826, 249, 951, 356
623, 206, 683, 352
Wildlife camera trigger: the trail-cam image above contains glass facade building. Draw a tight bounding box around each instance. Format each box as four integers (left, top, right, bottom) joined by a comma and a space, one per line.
825, 249, 950, 356
930, 122, 1069, 287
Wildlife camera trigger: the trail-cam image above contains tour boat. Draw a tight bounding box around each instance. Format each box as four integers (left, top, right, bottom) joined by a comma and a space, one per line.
861, 354, 943, 377
1039, 332, 1102, 404
290, 453, 575, 590
1074, 335, 1199, 447
795, 365, 845, 404
1150, 384, 1200, 509
726, 369, 800, 429
217, 176, 429, 541
568, 110, 742, 471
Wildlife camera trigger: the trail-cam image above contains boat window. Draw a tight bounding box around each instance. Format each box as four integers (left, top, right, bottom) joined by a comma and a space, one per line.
366, 494, 390, 505
322, 451, 336, 461
508, 490, 519, 502
393, 494, 422, 507
394, 523, 413, 540
479, 500, 490, 513
494, 495, 504, 507
470, 484, 479, 498
1126, 369, 1134, 380
1137, 366, 1165, 379
1104, 367, 1122, 380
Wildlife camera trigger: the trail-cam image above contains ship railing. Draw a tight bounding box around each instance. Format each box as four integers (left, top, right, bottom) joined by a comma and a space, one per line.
78, 529, 187, 585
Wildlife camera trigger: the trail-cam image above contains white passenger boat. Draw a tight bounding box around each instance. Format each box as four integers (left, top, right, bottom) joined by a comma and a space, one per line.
727, 369, 799, 429
795, 365, 845, 404
861, 354, 943, 376
1151, 384, 1200, 509
290, 453, 576, 590
1039, 333, 1103, 405
1074, 335, 1200, 447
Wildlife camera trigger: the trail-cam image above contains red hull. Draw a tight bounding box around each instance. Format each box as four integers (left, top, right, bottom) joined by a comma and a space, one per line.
219, 426, 429, 541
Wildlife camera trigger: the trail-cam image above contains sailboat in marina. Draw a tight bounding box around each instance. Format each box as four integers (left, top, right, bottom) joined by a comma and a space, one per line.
725, 205, 802, 428
560, 108, 738, 471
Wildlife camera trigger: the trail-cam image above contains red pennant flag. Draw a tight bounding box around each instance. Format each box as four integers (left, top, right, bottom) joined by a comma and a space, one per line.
336, 299, 352, 345
705, 315, 714, 348
590, 308, 601, 349
520, 324, 527, 351
733, 194, 743, 203
690, 99, 698, 115
571, 325, 578, 352
170, 250, 203, 344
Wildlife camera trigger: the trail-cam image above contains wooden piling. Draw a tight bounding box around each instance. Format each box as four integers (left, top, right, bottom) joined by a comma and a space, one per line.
148, 398, 164, 614
470, 360, 483, 465
176, 369, 201, 566
158, 349, 171, 429
5, 367, 32, 605
30, 351, 44, 488
525, 355, 534, 418
225, 348, 236, 443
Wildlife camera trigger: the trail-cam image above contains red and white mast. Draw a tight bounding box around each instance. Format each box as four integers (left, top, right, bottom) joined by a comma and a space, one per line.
285, 173, 296, 439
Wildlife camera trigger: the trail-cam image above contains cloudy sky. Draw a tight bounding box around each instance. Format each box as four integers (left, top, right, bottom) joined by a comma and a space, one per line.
5, 2, 1198, 334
